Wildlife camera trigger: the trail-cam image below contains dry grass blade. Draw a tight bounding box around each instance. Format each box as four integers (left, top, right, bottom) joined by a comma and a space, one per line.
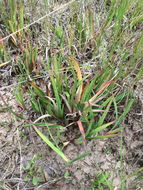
92, 109, 104, 112
0, 61, 11, 68
46, 96, 57, 109
61, 94, 72, 113
69, 56, 83, 102
77, 120, 86, 141
0, 34, 3, 48
89, 80, 114, 103
33, 114, 51, 123
69, 56, 82, 81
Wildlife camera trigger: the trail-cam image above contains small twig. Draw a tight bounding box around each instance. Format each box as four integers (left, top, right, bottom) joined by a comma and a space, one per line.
36, 177, 64, 189
0, 92, 8, 107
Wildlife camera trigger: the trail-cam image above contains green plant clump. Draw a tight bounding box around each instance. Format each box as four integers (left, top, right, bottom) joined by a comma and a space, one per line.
1, 0, 142, 163
22, 54, 133, 162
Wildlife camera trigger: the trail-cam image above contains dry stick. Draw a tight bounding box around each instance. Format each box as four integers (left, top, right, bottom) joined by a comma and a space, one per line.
0, 92, 8, 107
0, 0, 75, 42
36, 177, 64, 189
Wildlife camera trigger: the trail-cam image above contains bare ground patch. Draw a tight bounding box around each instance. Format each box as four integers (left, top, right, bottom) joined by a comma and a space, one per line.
0, 80, 143, 189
